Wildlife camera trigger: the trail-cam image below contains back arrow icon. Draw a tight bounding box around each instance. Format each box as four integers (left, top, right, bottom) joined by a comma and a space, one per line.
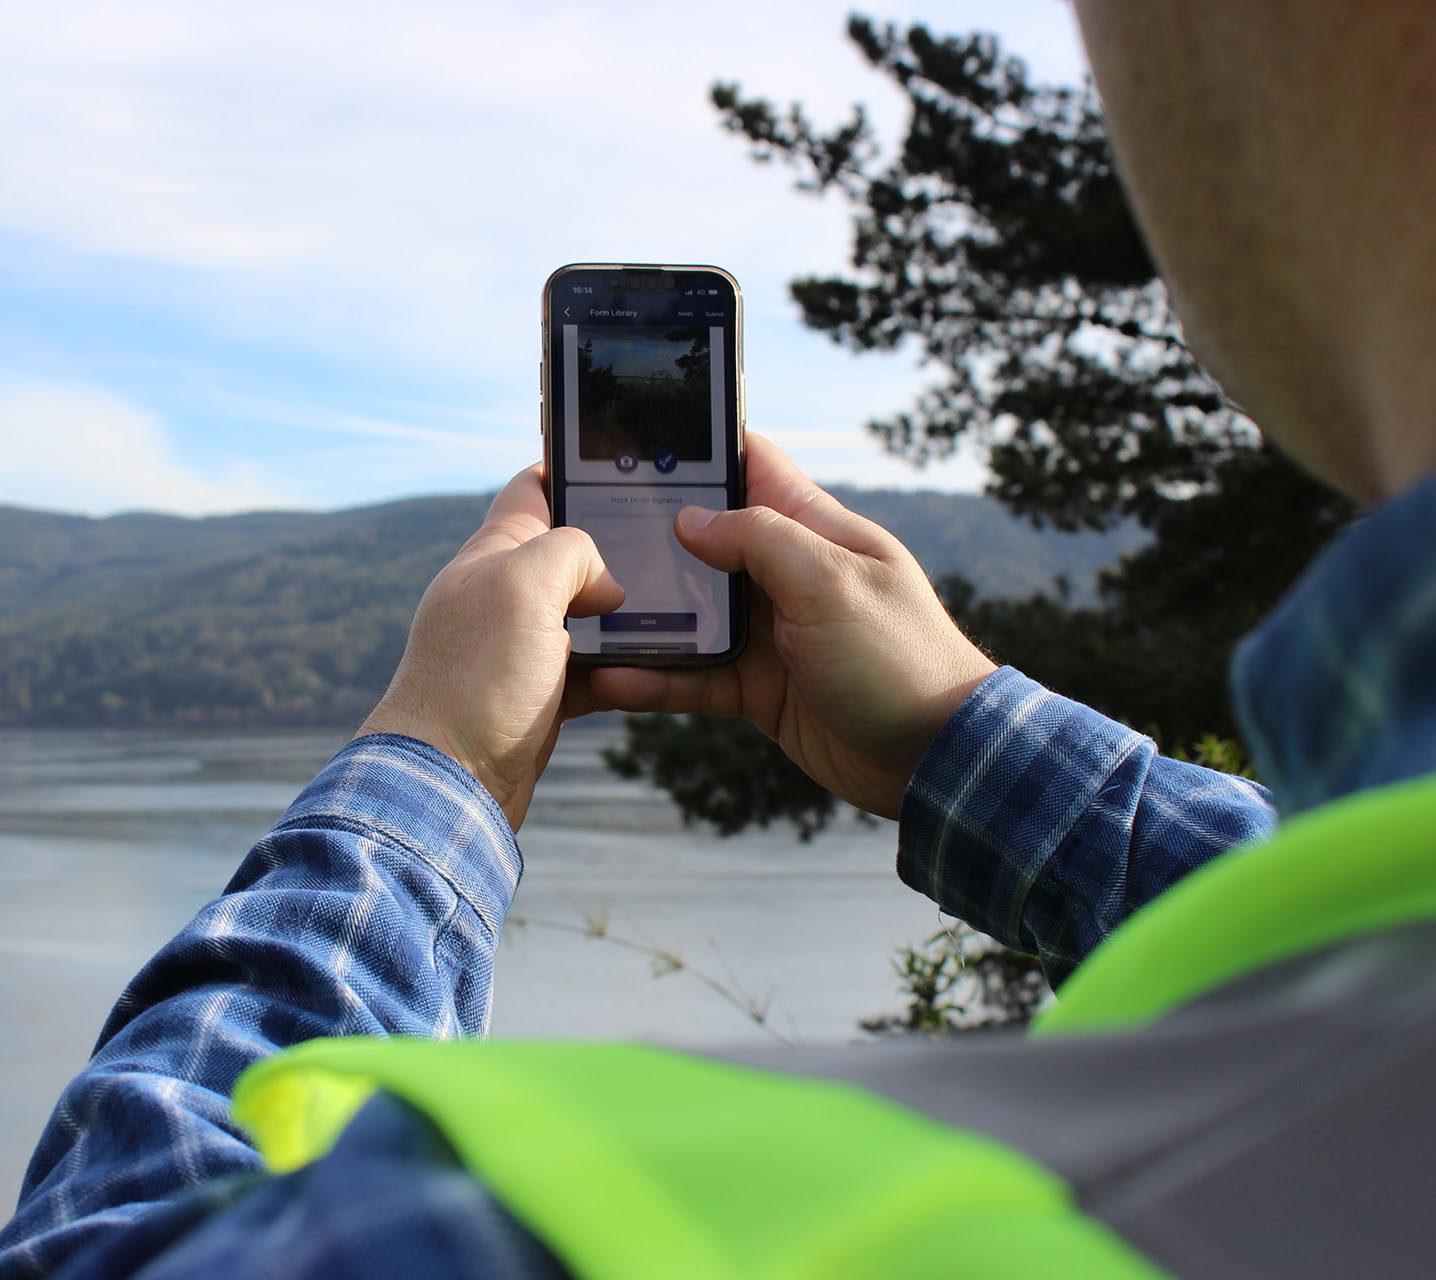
564, 307, 571, 317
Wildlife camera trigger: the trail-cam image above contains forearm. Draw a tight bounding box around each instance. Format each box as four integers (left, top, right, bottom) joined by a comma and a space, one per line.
0, 735, 520, 1278
898, 668, 1278, 986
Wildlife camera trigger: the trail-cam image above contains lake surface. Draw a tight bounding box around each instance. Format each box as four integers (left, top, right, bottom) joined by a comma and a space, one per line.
0, 725, 940, 1211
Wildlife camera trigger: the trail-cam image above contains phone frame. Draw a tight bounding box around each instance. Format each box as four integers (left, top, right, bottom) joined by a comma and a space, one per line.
541, 262, 747, 667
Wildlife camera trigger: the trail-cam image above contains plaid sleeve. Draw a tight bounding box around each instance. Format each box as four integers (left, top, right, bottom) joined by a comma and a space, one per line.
0, 734, 521, 1279
897, 668, 1277, 986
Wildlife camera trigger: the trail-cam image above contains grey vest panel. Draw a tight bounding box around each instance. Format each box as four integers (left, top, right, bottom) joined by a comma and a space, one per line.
718, 921, 1436, 1279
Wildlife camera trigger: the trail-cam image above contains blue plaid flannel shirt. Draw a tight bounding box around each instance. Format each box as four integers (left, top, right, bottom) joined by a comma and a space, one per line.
897, 667, 1276, 982
7, 468, 1436, 1278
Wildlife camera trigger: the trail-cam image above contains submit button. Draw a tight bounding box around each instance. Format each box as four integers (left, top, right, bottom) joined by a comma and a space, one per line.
600, 612, 698, 632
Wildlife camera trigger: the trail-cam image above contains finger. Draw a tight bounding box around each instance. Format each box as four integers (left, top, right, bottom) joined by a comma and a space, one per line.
585, 661, 748, 720
568, 566, 627, 619
673, 502, 860, 611
461, 463, 550, 557
744, 433, 895, 559
560, 665, 603, 722
584, 613, 783, 719
503, 524, 625, 619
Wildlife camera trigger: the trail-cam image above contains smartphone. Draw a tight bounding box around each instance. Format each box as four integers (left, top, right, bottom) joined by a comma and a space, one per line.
541, 263, 746, 665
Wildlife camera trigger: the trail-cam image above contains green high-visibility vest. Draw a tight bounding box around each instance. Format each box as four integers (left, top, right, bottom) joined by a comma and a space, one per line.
233, 774, 1436, 1280
1034, 769, 1436, 1035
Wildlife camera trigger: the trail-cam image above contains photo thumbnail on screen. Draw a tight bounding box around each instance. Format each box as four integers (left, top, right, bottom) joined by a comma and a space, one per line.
576, 325, 713, 462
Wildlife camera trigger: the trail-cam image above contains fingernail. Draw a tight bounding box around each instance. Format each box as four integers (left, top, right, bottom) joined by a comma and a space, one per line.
677, 505, 718, 533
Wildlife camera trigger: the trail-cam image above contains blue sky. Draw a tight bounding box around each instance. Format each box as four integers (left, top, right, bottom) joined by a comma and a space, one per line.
0, 1, 1087, 516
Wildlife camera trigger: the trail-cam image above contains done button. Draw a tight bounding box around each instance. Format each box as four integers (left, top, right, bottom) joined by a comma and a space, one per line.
600, 612, 698, 632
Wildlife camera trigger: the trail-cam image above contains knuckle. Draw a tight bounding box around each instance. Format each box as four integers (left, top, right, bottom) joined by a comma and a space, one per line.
727, 504, 783, 538
550, 524, 599, 559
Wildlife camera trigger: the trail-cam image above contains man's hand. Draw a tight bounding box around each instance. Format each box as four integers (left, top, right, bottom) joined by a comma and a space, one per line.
584, 434, 997, 820
354, 465, 623, 831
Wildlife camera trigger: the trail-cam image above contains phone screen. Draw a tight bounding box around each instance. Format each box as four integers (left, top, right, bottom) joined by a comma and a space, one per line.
542, 265, 745, 664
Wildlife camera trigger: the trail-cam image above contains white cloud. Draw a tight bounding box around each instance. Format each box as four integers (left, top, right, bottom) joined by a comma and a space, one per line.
0, 381, 296, 515
0, 1, 1087, 512
0, 1, 1087, 355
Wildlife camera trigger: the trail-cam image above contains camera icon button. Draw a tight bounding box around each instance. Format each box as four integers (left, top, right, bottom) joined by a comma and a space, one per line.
614, 451, 638, 473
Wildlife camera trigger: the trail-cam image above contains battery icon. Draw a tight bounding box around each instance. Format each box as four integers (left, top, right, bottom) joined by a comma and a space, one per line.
708, 289, 719, 295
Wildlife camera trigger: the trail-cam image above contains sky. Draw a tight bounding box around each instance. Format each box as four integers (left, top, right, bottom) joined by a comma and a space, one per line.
0, 1, 1089, 517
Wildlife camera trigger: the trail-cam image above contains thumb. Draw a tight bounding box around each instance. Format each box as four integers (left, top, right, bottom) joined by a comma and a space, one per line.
674, 504, 850, 609
501, 525, 626, 619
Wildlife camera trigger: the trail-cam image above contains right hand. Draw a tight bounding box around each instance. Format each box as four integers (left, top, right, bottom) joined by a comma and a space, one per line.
580, 434, 997, 820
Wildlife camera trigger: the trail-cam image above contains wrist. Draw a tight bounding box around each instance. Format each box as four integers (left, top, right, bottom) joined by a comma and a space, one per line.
355, 701, 472, 781
910, 653, 998, 756
886, 659, 999, 808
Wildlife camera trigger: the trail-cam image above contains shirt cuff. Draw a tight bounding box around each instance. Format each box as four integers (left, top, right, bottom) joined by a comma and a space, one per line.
271, 733, 523, 939
897, 667, 1146, 951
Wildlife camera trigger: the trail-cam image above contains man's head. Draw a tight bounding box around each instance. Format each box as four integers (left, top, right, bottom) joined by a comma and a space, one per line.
1073, 0, 1436, 504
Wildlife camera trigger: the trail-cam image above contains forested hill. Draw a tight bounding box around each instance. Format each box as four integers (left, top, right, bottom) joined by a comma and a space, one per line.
0, 490, 1140, 727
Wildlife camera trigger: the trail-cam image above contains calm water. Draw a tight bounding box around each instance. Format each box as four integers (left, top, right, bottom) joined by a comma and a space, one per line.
0, 726, 938, 1210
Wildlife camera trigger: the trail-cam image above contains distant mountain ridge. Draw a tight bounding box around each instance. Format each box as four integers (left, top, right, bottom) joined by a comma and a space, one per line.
0, 490, 1142, 727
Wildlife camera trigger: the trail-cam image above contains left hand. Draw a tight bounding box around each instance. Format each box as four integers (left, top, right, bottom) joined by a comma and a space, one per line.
354, 464, 624, 830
